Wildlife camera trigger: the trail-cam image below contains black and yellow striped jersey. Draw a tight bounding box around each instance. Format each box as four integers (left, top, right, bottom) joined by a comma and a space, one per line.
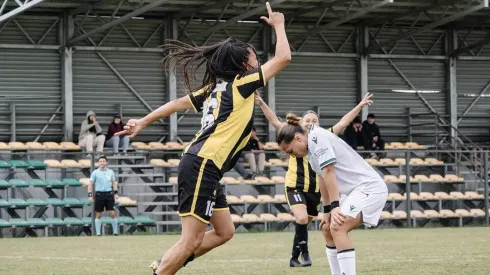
285, 127, 334, 193
184, 66, 266, 173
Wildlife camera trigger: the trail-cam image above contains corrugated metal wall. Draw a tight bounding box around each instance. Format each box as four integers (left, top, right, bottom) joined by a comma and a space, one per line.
368, 28, 447, 143
175, 20, 267, 141
277, 26, 357, 129
72, 17, 166, 142
457, 60, 490, 142
0, 17, 61, 142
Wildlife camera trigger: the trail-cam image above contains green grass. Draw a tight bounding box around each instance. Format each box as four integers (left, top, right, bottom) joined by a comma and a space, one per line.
0, 227, 489, 275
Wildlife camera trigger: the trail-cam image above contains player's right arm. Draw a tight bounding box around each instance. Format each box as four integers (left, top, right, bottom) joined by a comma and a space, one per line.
331, 93, 373, 135
255, 92, 284, 131
260, 2, 291, 84
115, 89, 204, 138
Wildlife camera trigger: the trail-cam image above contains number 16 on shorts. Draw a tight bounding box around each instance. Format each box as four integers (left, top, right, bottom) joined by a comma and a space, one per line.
205, 200, 215, 217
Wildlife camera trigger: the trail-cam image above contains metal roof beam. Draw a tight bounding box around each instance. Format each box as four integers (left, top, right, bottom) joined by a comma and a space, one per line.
67, 0, 170, 46
452, 34, 490, 56
190, 0, 287, 40
367, 0, 488, 54
171, 0, 237, 19
367, 0, 460, 26
289, 0, 393, 44
0, 0, 45, 23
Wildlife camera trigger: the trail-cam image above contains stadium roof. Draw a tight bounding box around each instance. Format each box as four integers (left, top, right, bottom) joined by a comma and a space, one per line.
3, 0, 490, 28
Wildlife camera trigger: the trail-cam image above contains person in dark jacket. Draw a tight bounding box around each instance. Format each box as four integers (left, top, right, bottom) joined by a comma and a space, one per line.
362, 113, 385, 157
106, 115, 130, 153
342, 117, 368, 151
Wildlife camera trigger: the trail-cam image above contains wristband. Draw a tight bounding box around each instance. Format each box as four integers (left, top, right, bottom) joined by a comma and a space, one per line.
114, 190, 118, 195
323, 205, 331, 214
88, 192, 93, 197
330, 200, 339, 209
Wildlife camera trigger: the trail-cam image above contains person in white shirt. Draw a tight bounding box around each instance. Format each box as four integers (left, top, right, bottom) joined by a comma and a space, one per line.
276, 114, 388, 275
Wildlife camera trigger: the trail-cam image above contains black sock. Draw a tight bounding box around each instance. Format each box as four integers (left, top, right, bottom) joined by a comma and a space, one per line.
291, 230, 300, 258
295, 223, 309, 253
183, 253, 195, 267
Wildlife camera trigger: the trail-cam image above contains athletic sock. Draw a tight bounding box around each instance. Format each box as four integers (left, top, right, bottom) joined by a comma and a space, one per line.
95, 218, 102, 236
326, 245, 341, 275
111, 218, 118, 234
337, 249, 356, 275
183, 253, 195, 267
295, 223, 309, 253
291, 230, 300, 258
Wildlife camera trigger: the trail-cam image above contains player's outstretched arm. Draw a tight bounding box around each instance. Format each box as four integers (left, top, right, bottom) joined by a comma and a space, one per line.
260, 2, 291, 83
255, 92, 284, 131
115, 96, 193, 138
331, 93, 373, 135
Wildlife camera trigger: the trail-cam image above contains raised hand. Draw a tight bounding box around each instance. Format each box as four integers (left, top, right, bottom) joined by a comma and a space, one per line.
115, 118, 144, 138
360, 93, 374, 107
260, 2, 285, 28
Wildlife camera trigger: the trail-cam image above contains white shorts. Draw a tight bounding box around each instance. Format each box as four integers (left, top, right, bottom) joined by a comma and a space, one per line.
339, 187, 388, 227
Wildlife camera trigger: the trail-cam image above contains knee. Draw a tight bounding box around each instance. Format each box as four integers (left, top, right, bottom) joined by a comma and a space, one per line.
295, 215, 309, 225
217, 226, 235, 243
181, 235, 204, 252
329, 223, 347, 237
322, 224, 333, 240
112, 136, 120, 141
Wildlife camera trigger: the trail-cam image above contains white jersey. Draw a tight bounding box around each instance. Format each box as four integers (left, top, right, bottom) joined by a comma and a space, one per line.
306, 125, 387, 195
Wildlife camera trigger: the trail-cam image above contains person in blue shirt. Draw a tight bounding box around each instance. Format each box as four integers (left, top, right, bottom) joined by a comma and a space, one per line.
88, 155, 119, 236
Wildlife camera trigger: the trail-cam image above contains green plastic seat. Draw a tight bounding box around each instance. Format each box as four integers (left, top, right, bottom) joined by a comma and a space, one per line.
45, 218, 64, 226
26, 218, 47, 227
101, 216, 112, 224
0, 160, 11, 168
0, 180, 11, 189
45, 198, 65, 206
9, 218, 28, 227
0, 219, 9, 228
63, 217, 84, 226
28, 179, 46, 187
80, 197, 91, 205
9, 160, 28, 168
26, 198, 48, 207
9, 198, 28, 208
26, 160, 47, 169
81, 217, 92, 225
63, 198, 83, 207
118, 216, 134, 225
133, 215, 155, 225
0, 199, 10, 208
45, 179, 65, 188
62, 178, 82, 187
9, 179, 29, 188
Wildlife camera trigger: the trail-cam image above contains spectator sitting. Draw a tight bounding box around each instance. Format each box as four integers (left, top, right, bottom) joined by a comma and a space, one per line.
106, 114, 130, 154
243, 127, 265, 176
342, 117, 367, 151
233, 157, 256, 180
362, 113, 385, 158
79, 110, 105, 153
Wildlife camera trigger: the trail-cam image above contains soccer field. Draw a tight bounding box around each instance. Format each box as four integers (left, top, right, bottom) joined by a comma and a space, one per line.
0, 227, 488, 275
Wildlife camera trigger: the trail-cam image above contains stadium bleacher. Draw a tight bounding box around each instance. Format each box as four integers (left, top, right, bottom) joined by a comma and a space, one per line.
0, 140, 487, 237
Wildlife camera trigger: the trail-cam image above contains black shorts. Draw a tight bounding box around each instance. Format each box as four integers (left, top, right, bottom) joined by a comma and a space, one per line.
286, 187, 321, 217
95, 191, 115, 212
177, 154, 228, 224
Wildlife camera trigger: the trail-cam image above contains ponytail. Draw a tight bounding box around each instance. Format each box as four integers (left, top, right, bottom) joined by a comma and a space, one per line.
277, 113, 304, 144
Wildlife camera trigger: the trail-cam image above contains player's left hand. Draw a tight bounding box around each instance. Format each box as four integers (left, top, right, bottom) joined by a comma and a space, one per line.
254, 92, 264, 105
330, 207, 346, 226
114, 194, 119, 200
360, 92, 373, 107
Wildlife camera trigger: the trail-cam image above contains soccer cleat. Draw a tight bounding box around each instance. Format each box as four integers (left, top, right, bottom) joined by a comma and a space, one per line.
301, 252, 312, 267
289, 257, 304, 267
149, 260, 161, 274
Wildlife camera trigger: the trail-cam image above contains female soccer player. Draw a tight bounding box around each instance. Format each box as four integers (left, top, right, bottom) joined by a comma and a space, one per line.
116, 3, 290, 275
256, 93, 373, 268
274, 112, 388, 275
